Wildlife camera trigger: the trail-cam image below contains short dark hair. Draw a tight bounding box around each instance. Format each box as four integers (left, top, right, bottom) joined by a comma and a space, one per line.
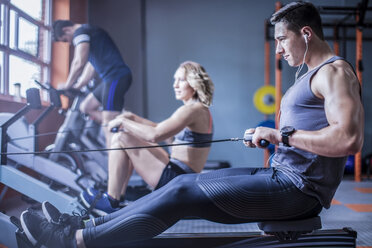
270, 1, 324, 40
52, 20, 74, 41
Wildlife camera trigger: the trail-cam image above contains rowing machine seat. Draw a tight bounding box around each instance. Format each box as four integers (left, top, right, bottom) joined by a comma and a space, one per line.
257, 216, 322, 241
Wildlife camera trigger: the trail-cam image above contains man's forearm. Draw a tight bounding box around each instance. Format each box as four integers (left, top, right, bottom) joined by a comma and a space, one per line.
65, 60, 85, 88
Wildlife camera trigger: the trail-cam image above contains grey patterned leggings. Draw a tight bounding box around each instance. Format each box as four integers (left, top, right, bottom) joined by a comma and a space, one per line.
83, 167, 322, 247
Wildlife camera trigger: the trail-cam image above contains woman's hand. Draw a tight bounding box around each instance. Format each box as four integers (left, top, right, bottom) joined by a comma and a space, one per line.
117, 111, 134, 120
108, 118, 125, 132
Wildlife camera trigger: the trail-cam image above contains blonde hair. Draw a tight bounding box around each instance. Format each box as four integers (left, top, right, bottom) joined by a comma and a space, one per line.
178, 61, 214, 107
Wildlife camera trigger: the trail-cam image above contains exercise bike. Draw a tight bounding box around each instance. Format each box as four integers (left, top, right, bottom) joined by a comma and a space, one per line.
36, 81, 108, 189
39, 81, 149, 199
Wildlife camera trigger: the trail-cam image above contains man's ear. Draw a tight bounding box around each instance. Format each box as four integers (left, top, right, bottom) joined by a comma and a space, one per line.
301, 26, 312, 41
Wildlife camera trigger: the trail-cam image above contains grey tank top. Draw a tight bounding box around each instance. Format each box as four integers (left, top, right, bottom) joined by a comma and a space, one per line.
272, 56, 347, 209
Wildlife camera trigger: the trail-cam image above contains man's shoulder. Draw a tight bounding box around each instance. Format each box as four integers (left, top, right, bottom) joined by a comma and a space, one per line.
313, 59, 357, 86
318, 59, 353, 75
74, 24, 103, 35
311, 58, 358, 97
73, 25, 89, 38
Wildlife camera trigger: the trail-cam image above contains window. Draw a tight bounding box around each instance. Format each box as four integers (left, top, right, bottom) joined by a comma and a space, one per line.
0, 0, 51, 98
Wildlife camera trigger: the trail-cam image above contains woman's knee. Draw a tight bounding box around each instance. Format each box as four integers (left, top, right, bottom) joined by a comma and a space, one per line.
110, 132, 134, 148
110, 133, 123, 148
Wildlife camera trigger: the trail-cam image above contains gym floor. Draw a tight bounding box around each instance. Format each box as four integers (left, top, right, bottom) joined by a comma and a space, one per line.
1, 176, 371, 247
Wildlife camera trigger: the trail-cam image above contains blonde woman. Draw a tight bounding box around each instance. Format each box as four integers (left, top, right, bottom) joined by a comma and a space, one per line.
79, 61, 215, 215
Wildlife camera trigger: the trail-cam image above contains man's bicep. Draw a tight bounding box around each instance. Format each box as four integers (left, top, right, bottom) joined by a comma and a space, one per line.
323, 69, 361, 128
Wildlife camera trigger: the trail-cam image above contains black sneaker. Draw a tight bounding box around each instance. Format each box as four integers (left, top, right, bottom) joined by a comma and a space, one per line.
20, 210, 77, 248
42, 201, 85, 229
119, 198, 132, 208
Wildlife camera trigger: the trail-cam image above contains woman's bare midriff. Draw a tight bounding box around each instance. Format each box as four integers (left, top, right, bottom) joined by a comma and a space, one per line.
171, 145, 211, 173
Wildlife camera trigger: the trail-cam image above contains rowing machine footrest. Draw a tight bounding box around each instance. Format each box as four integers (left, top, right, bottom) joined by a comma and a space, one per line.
257, 216, 322, 241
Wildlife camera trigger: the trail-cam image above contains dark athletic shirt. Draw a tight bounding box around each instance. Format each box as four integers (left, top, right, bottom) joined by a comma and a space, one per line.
272, 56, 348, 209
73, 24, 131, 82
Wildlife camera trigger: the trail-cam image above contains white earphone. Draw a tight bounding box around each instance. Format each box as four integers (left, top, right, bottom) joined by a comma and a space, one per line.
303, 34, 308, 44
296, 33, 309, 80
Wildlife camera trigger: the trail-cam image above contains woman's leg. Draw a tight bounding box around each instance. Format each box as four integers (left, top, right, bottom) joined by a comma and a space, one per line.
107, 132, 169, 201
101, 110, 120, 149
82, 168, 322, 247
115, 131, 170, 188
107, 143, 133, 200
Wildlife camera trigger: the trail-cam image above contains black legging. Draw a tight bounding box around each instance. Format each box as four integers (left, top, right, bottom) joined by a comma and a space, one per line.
83, 168, 322, 247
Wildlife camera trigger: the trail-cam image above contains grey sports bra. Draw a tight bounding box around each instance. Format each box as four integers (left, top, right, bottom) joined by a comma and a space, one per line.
173, 110, 213, 148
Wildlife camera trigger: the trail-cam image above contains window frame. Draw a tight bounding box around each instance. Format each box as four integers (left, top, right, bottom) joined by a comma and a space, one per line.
0, 0, 52, 97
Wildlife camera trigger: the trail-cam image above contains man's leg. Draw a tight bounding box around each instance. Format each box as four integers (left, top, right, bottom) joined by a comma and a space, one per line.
80, 91, 120, 148
101, 74, 132, 149
82, 168, 322, 247
80, 93, 102, 123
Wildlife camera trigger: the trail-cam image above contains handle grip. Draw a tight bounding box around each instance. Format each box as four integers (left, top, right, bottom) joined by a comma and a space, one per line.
111, 127, 120, 133
243, 133, 270, 148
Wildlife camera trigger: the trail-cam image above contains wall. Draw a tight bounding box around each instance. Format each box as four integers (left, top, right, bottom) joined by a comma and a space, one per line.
88, 0, 372, 167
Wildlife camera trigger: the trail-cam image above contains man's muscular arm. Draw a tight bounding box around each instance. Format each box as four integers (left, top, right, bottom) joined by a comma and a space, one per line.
289, 61, 364, 157
63, 42, 90, 89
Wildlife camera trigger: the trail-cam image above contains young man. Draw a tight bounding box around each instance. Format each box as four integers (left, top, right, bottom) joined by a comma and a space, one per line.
52, 20, 132, 147
21, 2, 364, 247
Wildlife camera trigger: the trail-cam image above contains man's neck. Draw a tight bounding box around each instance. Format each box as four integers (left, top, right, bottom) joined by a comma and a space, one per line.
306, 40, 334, 71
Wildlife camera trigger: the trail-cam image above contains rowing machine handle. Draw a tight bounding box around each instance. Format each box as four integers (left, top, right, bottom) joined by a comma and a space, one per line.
111, 127, 119, 133
243, 133, 270, 148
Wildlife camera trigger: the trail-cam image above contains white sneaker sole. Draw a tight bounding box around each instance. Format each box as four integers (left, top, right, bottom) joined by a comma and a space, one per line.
42, 201, 54, 223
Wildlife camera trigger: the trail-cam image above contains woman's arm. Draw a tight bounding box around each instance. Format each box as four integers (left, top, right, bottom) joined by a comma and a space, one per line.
119, 105, 196, 143
117, 111, 157, 127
